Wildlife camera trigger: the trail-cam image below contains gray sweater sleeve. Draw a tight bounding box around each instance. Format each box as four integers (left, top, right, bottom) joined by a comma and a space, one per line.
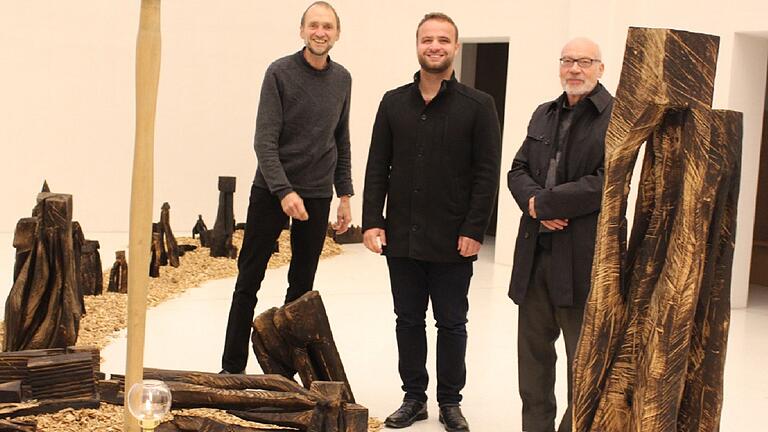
253, 68, 293, 199
333, 81, 354, 197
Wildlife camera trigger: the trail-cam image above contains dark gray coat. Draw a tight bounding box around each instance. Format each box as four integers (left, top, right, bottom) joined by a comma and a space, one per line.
507, 83, 613, 307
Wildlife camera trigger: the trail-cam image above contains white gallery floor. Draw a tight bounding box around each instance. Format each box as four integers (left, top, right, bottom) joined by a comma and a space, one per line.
3, 235, 768, 431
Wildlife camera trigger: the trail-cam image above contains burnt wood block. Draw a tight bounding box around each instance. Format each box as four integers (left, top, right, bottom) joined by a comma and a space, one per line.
0, 381, 22, 403
160, 202, 181, 267
252, 291, 355, 403
79, 240, 103, 296
107, 250, 128, 294
27, 352, 97, 400
218, 176, 236, 193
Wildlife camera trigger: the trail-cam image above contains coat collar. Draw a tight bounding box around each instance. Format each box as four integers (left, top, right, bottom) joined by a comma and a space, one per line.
546, 82, 611, 114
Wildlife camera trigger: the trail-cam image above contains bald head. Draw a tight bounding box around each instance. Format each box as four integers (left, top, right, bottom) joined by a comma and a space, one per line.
559, 37, 604, 105
561, 37, 602, 60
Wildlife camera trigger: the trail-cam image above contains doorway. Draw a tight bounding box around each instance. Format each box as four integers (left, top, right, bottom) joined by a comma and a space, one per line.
749, 58, 768, 303
458, 41, 509, 236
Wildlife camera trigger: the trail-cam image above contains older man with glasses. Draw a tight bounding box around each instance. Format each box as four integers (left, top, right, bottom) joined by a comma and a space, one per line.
507, 37, 613, 432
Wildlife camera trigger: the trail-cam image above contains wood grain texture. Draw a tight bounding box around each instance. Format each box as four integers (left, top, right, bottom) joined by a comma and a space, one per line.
572, 27, 740, 432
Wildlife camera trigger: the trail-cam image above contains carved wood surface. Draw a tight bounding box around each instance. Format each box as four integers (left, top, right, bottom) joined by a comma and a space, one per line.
210, 176, 238, 258
252, 291, 355, 403
79, 240, 103, 296
4, 194, 82, 352
192, 215, 210, 247
156, 415, 275, 432
0, 418, 35, 431
107, 251, 128, 293
160, 202, 181, 267
571, 27, 740, 432
27, 352, 96, 401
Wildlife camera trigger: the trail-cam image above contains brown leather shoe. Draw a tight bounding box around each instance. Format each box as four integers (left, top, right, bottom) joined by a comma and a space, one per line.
439, 405, 469, 432
384, 400, 428, 428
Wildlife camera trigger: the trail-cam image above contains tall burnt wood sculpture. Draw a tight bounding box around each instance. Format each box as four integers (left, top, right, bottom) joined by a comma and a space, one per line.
160, 202, 181, 267
108, 251, 129, 294
79, 240, 103, 296
4, 194, 82, 352
71, 222, 87, 315
150, 223, 163, 278
210, 176, 238, 258
192, 214, 211, 247
571, 28, 741, 432
252, 291, 355, 403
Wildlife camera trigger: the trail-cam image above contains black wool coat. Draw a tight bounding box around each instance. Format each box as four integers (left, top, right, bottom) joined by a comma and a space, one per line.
363, 74, 501, 263
507, 83, 613, 307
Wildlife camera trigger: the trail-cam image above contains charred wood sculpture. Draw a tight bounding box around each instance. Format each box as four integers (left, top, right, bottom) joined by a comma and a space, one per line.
192, 215, 211, 247
72, 222, 103, 297
252, 291, 355, 403
4, 193, 83, 352
79, 239, 103, 296
210, 176, 238, 258
572, 28, 741, 432
327, 224, 363, 245
103, 368, 367, 432
108, 251, 129, 294
150, 223, 163, 278
160, 202, 181, 267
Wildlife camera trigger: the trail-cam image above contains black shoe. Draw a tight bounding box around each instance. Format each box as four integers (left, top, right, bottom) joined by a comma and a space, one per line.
219, 368, 245, 374
439, 405, 469, 432
384, 400, 428, 428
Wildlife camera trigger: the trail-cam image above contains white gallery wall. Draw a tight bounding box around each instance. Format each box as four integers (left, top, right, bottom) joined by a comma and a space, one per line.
1, 0, 766, 307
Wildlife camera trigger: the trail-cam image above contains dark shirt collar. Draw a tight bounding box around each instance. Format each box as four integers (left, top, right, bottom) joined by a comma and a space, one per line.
412, 70, 457, 94
294, 48, 333, 73
548, 82, 610, 114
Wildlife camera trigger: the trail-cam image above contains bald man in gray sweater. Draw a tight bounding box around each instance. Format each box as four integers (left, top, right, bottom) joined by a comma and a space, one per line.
221, 1, 354, 374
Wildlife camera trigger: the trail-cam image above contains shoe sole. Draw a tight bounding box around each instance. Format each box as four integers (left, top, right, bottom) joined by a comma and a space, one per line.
384, 412, 428, 428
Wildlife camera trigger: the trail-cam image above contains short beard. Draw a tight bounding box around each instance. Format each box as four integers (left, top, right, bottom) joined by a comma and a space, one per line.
562, 81, 595, 97
419, 56, 452, 74
306, 42, 330, 57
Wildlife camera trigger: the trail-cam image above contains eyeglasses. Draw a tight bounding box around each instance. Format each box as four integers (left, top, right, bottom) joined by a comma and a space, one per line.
559, 57, 601, 68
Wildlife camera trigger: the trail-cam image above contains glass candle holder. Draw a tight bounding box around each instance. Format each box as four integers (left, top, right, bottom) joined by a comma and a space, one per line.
127, 380, 172, 431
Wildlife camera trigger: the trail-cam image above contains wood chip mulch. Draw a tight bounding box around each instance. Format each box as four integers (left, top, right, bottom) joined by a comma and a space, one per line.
2, 230, 382, 431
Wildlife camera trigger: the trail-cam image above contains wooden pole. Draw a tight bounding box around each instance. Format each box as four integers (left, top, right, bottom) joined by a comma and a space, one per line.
124, 1, 161, 431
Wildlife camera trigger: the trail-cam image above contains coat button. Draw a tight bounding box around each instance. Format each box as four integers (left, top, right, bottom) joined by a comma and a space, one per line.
411, 225, 419, 232
536, 169, 541, 176
420, 114, 427, 121
524, 232, 530, 239
413, 188, 420, 193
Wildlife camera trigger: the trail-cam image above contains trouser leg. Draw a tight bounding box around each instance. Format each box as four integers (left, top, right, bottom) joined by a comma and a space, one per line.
284, 197, 331, 304
555, 302, 585, 432
429, 261, 473, 406
221, 186, 286, 373
518, 249, 559, 432
386, 257, 429, 403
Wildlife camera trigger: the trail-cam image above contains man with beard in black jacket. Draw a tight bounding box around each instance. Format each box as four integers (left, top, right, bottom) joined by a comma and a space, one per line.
363, 12, 501, 432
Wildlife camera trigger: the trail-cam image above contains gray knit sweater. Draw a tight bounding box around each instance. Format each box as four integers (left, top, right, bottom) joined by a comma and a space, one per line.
252, 49, 354, 200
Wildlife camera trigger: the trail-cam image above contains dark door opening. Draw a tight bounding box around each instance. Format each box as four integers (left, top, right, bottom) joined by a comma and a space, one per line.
749, 58, 768, 302
459, 42, 509, 236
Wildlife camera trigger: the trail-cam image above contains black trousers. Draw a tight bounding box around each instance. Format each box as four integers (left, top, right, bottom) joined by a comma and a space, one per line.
221, 185, 331, 373
518, 246, 584, 432
386, 256, 473, 406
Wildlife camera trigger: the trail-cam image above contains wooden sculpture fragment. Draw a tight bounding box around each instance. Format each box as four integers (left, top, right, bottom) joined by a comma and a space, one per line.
192, 214, 211, 247
160, 202, 181, 267
4, 194, 82, 352
103, 368, 368, 432
108, 251, 129, 293
571, 27, 741, 432
79, 239, 103, 296
327, 224, 363, 244
251, 291, 355, 403
210, 176, 238, 258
